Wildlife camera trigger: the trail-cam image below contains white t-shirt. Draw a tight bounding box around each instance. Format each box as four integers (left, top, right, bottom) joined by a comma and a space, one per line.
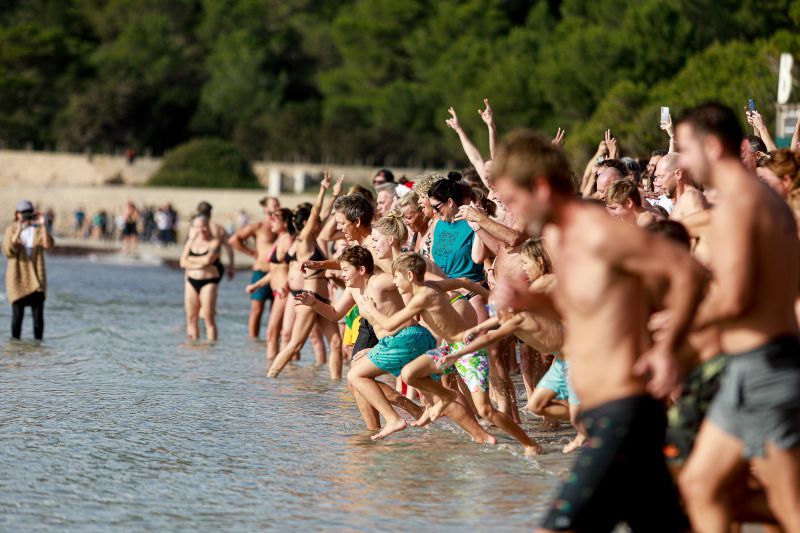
653, 195, 675, 214
20, 226, 36, 258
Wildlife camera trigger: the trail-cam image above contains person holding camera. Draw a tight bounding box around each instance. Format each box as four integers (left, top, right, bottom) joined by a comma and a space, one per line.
3, 200, 54, 340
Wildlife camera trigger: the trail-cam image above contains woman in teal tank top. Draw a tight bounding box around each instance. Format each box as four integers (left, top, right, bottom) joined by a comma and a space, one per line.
427, 175, 491, 321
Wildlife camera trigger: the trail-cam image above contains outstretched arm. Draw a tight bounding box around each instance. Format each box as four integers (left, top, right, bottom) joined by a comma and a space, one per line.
427, 278, 490, 299
439, 316, 525, 366
446, 106, 488, 186
359, 292, 428, 336
296, 289, 355, 322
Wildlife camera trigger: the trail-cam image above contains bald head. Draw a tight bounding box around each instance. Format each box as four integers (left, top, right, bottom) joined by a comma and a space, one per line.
657, 152, 681, 174
597, 167, 624, 198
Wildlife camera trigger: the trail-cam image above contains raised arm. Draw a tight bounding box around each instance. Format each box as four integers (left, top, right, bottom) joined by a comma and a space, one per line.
2, 224, 21, 257
792, 118, 800, 153
581, 141, 607, 193
318, 214, 341, 244
320, 174, 344, 221
446, 106, 488, 186
296, 289, 355, 323
300, 170, 332, 242
478, 98, 498, 160
661, 115, 676, 154
747, 109, 778, 152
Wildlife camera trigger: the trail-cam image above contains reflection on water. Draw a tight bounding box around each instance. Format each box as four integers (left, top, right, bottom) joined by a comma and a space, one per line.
0, 257, 575, 530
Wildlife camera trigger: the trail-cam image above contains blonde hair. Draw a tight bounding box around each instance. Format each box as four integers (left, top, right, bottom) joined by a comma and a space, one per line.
412, 171, 447, 197
398, 191, 421, 210
521, 238, 553, 275
392, 252, 426, 281
373, 211, 408, 243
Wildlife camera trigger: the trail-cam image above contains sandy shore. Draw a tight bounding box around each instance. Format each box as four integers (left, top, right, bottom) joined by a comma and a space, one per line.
0, 183, 317, 237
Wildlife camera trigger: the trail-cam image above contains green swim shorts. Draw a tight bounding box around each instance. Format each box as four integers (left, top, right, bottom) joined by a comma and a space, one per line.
367, 325, 436, 377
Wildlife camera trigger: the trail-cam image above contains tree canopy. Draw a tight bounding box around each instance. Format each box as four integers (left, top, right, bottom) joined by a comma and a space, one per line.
1, 0, 799, 166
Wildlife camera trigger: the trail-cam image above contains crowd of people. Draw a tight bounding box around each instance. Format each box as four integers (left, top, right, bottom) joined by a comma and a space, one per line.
72, 202, 180, 250
9, 94, 800, 531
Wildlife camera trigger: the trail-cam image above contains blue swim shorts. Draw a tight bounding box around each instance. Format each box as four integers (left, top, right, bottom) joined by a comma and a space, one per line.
368, 325, 436, 377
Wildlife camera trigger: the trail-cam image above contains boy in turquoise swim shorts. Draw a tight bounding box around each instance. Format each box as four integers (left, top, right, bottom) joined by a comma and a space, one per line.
298, 246, 490, 443
360, 252, 542, 455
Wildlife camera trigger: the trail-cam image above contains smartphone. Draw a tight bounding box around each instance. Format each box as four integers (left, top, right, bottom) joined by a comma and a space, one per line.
660, 106, 670, 125
748, 99, 756, 113
485, 303, 497, 318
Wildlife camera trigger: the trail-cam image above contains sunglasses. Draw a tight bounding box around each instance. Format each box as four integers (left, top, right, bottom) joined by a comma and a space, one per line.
430, 201, 445, 213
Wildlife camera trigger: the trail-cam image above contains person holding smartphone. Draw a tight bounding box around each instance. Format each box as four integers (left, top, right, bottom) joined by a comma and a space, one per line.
2, 200, 54, 340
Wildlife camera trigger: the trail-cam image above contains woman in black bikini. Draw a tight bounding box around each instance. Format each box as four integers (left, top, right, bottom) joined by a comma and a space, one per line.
263, 208, 295, 364
180, 215, 224, 341
268, 172, 343, 379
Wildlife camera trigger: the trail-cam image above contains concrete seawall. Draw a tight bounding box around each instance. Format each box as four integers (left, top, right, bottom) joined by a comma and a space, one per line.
0, 149, 431, 190
0, 149, 436, 236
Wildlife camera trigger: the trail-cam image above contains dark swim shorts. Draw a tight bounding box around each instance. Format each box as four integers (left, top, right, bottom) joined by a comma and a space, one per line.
707, 335, 800, 458
249, 270, 273, 302
665, 354, 727, 464
540, 395, 689, 533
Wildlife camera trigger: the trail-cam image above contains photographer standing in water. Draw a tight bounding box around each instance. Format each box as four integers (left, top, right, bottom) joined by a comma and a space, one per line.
3, 200, 54, 340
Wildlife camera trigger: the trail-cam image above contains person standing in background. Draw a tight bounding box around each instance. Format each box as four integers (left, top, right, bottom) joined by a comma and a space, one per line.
3, 200, 54, 340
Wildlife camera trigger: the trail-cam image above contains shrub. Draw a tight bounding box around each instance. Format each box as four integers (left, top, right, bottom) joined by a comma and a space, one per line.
148, 138, 260, 188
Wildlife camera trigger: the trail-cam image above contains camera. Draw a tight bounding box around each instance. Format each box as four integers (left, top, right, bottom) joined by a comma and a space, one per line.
21, 211, 37, 222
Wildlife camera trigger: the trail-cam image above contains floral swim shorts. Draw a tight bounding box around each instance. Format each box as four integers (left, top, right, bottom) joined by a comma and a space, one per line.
427, 341, 490, 392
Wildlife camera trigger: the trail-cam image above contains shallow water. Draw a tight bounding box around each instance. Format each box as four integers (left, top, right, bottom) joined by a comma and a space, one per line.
0, 257, 576, 530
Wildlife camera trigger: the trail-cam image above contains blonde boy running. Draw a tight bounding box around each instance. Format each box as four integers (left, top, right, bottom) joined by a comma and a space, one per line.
360, 252, 543, 456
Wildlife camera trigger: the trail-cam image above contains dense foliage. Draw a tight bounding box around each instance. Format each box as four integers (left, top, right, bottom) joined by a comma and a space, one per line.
1, 0, 799, 166
148, 138, 260, 188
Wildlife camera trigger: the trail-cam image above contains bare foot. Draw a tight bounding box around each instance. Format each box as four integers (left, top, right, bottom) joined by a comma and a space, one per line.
371, 418, 408, 441
475, 432, 497, 445
562, 433, 586, 454
429, 396, 454, 422
266, 366, 280, 378
412, 407, 433, 427
524, 442, 545, 456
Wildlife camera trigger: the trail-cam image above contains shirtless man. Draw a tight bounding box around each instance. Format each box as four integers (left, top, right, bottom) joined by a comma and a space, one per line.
229, 196, 279, 339
359, 253, 539, 454
674, 102, 800, 532
298, 246, 439, 440
654, 153, 708, 222
490, 130, 705, 532
605, 179, 662, 227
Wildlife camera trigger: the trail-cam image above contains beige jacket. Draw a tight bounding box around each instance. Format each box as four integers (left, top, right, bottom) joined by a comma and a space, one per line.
3, 225, 52, 303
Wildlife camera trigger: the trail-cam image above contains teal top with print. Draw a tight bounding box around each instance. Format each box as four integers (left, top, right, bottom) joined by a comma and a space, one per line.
432, 219, 485, 282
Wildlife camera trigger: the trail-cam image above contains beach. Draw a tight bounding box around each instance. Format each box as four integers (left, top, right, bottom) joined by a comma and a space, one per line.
0, 256, 574, 530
